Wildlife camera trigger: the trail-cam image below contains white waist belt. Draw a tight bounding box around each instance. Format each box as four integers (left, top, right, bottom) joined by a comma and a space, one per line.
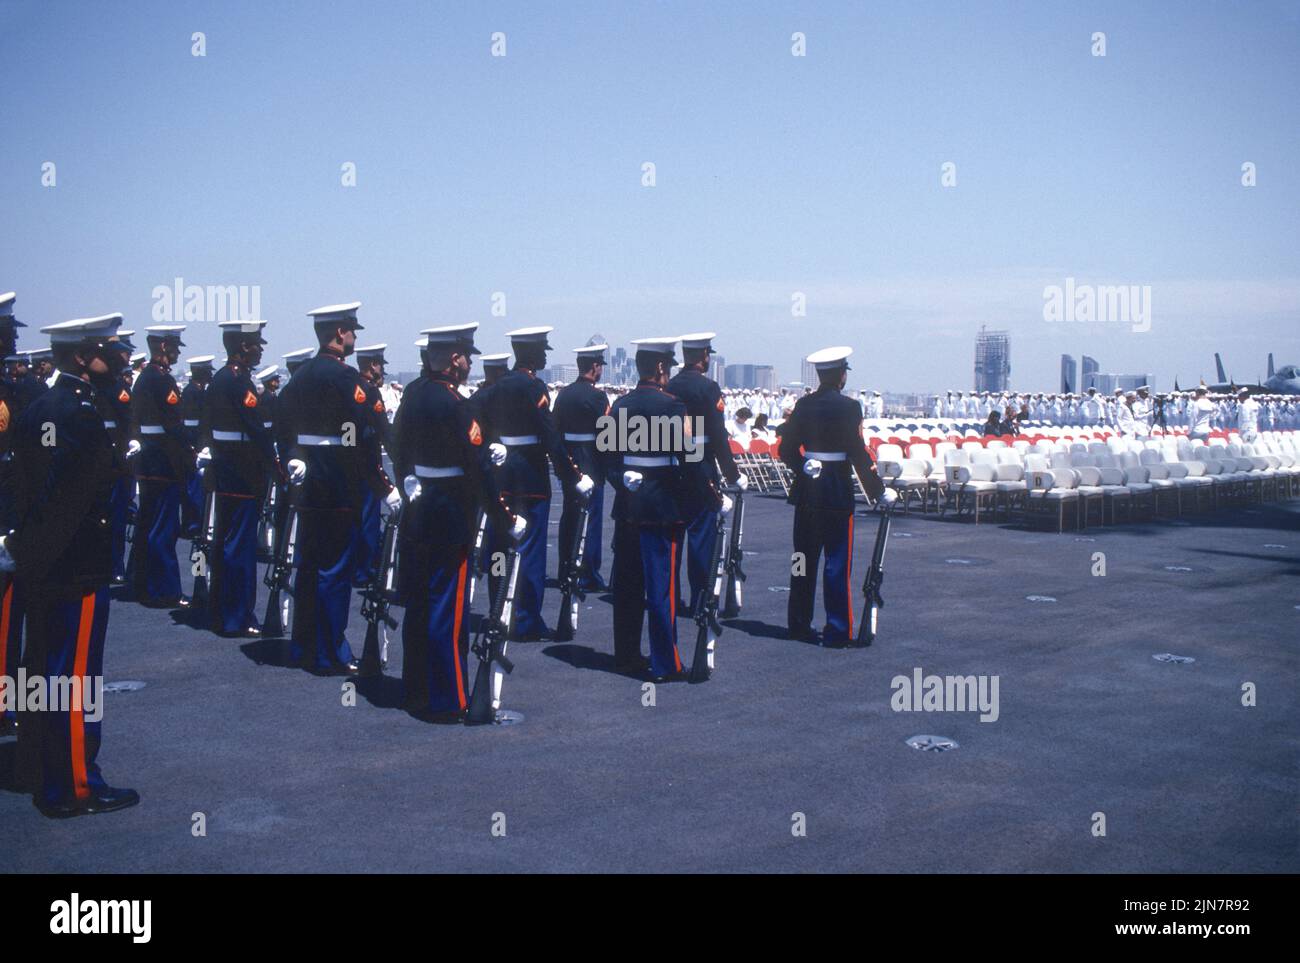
263, 422, 272, 428
564, 433, 597, 442
626, 455, 678, 467
414, 465, 465, 478
298, 434, 344, 445
697, 435, 710, 443
103, 420, 117, 429
139, 425, 165, 435
805, 451, 847, 461
213, 429, 249, 442
183, 419, 200, 427
501, 434, 539, 446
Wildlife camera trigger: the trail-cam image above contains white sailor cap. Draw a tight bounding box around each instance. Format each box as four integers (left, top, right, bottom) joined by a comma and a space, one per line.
219, 319, 269, 344
806, 346, 853, 371
872, 390, 881, 396
506, 325, 553, 349
1137, 384, 1150, 392
0, 292, 23, 326
574, 343, 608, 362
631, 337, 679, 364
255, 364, 280, 383
145, 324, 186, 345
480, 352, 511, 367
42, 312, 123, 345
355, 343, 388, 360
678, 332, 717, 350
130, 351, 147, 364
283, 347, 314, 370
421, 323, 480, 354
307, 301, 363, 328
187, 355, 216, 369
27, 347, 54, 360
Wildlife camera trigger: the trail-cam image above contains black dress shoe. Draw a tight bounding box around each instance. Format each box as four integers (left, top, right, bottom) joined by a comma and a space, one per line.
648, 670, 687, 684
579, 574, 609, 592
615, 657, 650, 675
787, 626, 819, 643
36, 785, 139, 819
410, 709, 466, 725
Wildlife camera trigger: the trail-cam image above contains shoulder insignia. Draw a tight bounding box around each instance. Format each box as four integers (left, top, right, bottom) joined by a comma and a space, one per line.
243, 390, 259, 408
354, 385, 367, 405
0, 401, 8, 433
716, 397, 725, 412
119, 389, 131, 403
537, 393, 549, 409
468, 420, 483, 446
373, 398, 385, 414
166, 389, 179, 405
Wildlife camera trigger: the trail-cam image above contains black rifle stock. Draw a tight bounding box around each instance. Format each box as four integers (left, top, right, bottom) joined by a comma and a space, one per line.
466, 540, 521, 725
262, 496, 298, 639
855, 503, 894, 646
468, 510, 487, 606
190, 484, 217, 610
256, 478, 278, 563
359, 503, 402, 676
689, 502, 729, 683
720, 488, 746, 618
554, 491, 590, 641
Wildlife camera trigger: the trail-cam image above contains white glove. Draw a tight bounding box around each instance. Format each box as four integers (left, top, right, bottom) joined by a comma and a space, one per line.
403, 475, 422, 502
0, 535, 15, 573
575, 474, 594, 497
623, 470, 643, 491
196, 446, 212, 467
287, 458, 307, 485
878, 487, 900, 506
488, 443, 507, 467
384, 487, 402, 512
720, 494, 734, 516
509, 515, 528, 541
126, 439, 141, 458
735, 473, 749, 491
803, 458, 822, 479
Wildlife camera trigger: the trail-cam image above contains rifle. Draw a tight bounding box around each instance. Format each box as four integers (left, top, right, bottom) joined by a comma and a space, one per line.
720, 488, 746, 618
855, 502, 894, 646
468, 509, 487, 606
261, 498, 298, 639
256, 478, 279, 563
465, 538, 522, 725
358, 503, 402, 677
553, 491, 590, 641
190, 483, 217, 610
689, 503, 729, 683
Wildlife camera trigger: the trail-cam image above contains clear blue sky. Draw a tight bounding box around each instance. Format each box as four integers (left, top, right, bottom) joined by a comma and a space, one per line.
3, 0, 1298, 390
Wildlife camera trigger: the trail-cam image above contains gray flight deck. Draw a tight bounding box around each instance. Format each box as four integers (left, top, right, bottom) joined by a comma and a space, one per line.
3, 494, 1297, 873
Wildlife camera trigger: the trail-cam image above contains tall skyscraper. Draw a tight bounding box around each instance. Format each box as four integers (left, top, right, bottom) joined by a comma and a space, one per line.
973, 327, 1011, 392
1081, 355, 1099, 391
1060, 354, 1077, 393
801, 359, 818, 387
709, 354, 726, 384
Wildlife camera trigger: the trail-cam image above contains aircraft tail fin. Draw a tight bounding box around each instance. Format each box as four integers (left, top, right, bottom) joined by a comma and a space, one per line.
1215, 353, 1228, 384
1268, 353, 1275, 379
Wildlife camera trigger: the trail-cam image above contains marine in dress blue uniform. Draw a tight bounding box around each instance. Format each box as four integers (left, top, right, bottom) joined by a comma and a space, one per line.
607, 338, 699, 679
393, 325, 519, 720
129, 325, 194, 607
667, 332, 747, 612
778, 347, 894, 644
179, 357, 213, 537
275, 303, 398, 674
98, 333, 138, 586
201, 321, 279, 636
475, 327, 591, 640
1, 313, 140, 818
554, 344, 612, 591
0, 292, 25, 734
466, 352, 511, 603
351, 343, 392, 588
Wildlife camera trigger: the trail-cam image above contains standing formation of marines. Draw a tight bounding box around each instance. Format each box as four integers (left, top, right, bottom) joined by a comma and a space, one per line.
0, 289, 899, 817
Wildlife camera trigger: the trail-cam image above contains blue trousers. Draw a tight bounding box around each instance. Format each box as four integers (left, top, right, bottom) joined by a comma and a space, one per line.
211, 494, 260, 635
788, 508, 855, 641
678, 506, 719, 613
289, 510, 358, 670
353, 487, 381, 584
402, 548, 471, 714
511, 496, 551, 637
182, 469, 204, 536
558, 480, 605, 584
109, 476, 132, 581
20, 586, 111, 808
136, 480, 182, 602
0, 575, 24, 723
612, 521, 685, 676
